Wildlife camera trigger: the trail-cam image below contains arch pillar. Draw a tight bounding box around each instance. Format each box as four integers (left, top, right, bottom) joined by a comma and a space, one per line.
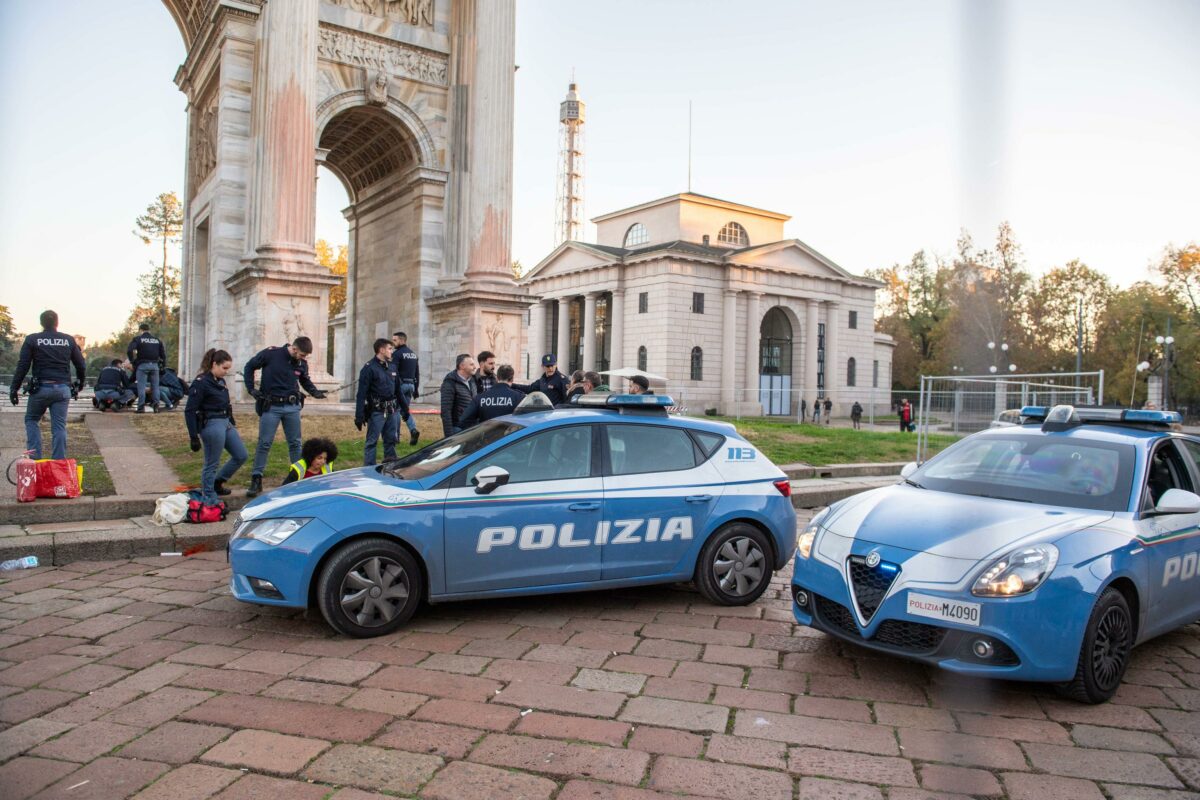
744, 292, 763, 407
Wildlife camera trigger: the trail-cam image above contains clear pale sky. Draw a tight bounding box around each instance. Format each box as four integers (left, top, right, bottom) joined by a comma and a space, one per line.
1, 0, 1197, 344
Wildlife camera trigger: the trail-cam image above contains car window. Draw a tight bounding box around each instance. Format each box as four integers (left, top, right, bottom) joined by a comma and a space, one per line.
466, 425, 593, 485
692, 430, 726, 459
1143, 441, 1194, 510
607, 424, 696, 476
385, 421, 521, 480
915, 435, 1135, 512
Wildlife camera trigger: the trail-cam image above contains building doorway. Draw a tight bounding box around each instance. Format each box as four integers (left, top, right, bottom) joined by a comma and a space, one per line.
759, 307, 793, 415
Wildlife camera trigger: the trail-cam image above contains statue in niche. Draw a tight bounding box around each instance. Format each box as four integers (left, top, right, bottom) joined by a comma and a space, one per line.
368, 70, 389, 106
485, 314, 514, 361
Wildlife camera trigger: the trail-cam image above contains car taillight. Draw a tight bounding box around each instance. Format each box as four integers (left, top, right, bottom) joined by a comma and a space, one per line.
773, 479, 791, 497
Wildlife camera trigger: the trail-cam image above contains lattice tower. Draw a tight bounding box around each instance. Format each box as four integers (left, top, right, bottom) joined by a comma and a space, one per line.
554, 82, 586, 244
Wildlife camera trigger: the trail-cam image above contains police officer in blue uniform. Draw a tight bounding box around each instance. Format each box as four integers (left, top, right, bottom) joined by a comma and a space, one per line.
391, 331, 420, 446
243, 336, 327, 497
356, 338, 410, 466
517, 354, 569, 405
10, 310, 87, 460
93, 359, 135, 410
185, 348, 247, 503
459, 364, 525, 428
127, 323, 166, 413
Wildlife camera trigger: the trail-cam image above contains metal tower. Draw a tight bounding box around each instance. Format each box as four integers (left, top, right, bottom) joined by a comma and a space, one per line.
555, 82, 585, 245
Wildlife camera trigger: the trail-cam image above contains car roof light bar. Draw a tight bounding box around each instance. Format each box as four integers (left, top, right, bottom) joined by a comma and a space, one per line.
1021, 405, 1182, 427
573, 393, 675, 408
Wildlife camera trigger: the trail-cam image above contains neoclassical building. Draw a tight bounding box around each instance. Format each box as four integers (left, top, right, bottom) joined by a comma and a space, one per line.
520, 193, 894, 416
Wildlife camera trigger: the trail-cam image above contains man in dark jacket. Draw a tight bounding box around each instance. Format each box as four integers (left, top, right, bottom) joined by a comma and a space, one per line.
355, 339, 411, 466
440, 353, 477, 437
517, 354, 569, 405
159, 368, 190, 410
474, 351, 497, 394
127, 323, 166, 413
93, 359, 135, 411
391, 331, 420, 446
10, 310, 87, 460
459, 365, 525, 427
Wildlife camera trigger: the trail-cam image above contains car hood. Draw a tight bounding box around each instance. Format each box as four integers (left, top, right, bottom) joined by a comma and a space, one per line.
824, 484, 1113, 560
239, 467, 423, 521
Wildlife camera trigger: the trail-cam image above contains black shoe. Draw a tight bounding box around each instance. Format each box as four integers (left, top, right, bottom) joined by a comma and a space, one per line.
247, 474, 262, 498
213, 479, 232, 497
92, 398, 99, 409
153, 404, 161, 413
410, 429, 420, 446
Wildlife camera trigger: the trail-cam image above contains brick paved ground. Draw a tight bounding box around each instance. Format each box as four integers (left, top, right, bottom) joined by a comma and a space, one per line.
1, 550, 1198, 799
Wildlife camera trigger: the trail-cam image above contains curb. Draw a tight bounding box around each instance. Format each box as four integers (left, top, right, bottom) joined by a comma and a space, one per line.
0, 493, 249, 526
789, 476, 895, 509
781, 462, 906, 481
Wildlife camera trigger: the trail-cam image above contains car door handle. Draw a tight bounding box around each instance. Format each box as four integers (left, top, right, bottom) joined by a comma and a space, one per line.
685, 494, 713, 503
568, 502, 600, 511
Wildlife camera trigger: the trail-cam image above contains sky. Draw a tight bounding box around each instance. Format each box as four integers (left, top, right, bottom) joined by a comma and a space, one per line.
2, 0, 1198, 344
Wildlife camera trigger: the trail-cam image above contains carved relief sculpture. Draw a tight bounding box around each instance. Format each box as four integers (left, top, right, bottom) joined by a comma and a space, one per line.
327, 0, 434, 28
317, 28, 448, 86
367, 69, 389, 105
189, 99, 218, 194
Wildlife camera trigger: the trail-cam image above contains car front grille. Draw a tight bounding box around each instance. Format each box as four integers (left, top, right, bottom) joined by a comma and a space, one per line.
813, 594, 947, 654
847, 555, 898, 621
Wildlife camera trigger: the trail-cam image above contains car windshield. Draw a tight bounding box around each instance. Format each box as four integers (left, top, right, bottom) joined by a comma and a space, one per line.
914, 435, 1135, 512
382, 421, 522, 480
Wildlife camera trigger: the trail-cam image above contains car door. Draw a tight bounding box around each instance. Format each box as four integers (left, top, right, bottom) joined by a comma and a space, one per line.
600, 422, 724, 580
442, 424, 604, 594
1139, 438, 1200, 635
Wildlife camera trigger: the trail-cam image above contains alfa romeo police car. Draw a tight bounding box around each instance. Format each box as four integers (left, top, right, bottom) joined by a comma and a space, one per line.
229, 393, 796, 638
792, 405, 1200, 703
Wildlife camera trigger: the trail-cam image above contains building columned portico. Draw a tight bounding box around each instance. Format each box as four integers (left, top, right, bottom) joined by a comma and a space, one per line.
521, 193, 894, 415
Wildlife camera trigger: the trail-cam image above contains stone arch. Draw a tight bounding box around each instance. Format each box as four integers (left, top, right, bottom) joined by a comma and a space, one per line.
315, 91, 439, 180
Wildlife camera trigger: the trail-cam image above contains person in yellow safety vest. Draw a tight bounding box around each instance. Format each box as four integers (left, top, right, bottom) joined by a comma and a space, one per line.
282, 437, 339, 485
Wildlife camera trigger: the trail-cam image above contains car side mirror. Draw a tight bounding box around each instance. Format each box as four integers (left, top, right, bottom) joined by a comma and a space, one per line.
1155, 488, 1200, 515
472, 465, 510, 495
900, 462, 919, 479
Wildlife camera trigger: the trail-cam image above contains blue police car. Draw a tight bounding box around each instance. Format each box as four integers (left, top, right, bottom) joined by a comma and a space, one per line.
229, 393, 796, 638
792, 405, 1200, 703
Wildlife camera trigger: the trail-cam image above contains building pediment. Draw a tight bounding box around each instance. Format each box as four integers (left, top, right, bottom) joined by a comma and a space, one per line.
729, 239, 880, 285
522, 241, 621, 282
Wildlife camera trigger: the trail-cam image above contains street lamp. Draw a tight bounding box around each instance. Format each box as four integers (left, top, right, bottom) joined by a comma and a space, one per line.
1155, 335, 1175, 410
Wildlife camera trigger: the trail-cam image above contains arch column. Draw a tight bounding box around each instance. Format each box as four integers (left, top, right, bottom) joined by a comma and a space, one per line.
527, 300, 546, 380
556, 297, 571, 368
805, 298, 820, 397
722, 290, 739, 413
744, 292, 762, 406
583, 292, 598, 372
825, 301, 840, 400
610, 290, 625, 373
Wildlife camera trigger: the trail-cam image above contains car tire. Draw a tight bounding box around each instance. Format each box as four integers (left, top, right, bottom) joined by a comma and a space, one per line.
1059, 587, 1134, 704
695, 523, 774, 606
316, 537, 422, 638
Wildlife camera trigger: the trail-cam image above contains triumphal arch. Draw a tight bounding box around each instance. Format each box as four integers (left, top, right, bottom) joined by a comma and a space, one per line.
163, 0, 529, 393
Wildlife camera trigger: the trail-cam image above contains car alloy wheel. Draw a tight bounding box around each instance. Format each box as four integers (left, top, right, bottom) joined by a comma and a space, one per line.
714, 536, 766, 597
339, 555, 410, 627
316, 537, 422, 637
696, 523, 774, 606
1091, 604, 1132, 691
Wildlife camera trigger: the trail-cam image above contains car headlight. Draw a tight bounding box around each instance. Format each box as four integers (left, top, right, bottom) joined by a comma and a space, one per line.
972, 544, 1058, 597
797, 507, 830, 559
234, 518, 311, 545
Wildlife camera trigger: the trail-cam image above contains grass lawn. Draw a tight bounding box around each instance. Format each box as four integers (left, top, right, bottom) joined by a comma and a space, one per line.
32, 418, 115, 496
712, 416, 959, 466
131, 411, 443, 492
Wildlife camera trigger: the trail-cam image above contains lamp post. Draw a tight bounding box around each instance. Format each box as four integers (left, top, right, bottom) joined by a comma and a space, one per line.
1155, 331, 1175, 410
987, 342, 1013, 375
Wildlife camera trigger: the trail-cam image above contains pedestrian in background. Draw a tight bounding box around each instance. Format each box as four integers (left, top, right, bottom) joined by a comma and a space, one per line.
899, 398, 914, 432
851, 400, 863, 430
127, 322, 166, 413
628, 375, 653, 395
243, 336, 328, 497
566, 370, 586, 402
185, 348, 246, 504
823, 397, 833, 425
800, 397, 807, 423
812, 397, 821, 425
10, 310, 87, 460
355, 338, 410, 465
440, 353, 477, 436
391, 331, 420, 446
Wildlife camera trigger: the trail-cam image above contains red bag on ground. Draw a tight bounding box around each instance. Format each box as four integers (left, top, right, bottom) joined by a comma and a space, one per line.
16, 458, 80, 501
186, 498, 228, 524
15, 456, 36, 503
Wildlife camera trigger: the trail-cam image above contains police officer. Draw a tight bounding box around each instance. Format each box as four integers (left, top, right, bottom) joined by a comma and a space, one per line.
159, 366, 190, 410
10, 310, 87, 460
185, 348, 247, 504
517, 354, 569, 405
127, 323, 166, 413
355, 338, 410, 466
93, 359, 135, 411
391, 331, 420, 446
243, 336, 328, 497
459, 364, 525, 427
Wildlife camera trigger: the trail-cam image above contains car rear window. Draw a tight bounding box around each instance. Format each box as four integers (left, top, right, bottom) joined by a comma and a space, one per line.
915, 435, 1135, 512
383, 421, 521, 480
607, 424, 697, 475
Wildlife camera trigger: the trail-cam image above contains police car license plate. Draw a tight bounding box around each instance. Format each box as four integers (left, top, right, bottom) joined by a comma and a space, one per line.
906, 592, 981, 626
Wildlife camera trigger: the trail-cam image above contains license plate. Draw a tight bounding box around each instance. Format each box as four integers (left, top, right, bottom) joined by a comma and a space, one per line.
906, 592, 981, 627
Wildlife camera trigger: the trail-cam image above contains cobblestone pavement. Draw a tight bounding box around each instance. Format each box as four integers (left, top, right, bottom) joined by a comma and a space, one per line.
0, 552, 1198, 800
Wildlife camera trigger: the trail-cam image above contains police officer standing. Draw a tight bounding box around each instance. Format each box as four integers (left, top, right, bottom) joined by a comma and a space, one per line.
459, 365, 525, 427
243, 336, 327, 497
517, 354, 569, 405
355, 338, 410, 466
10, 310, 87, 460
391, 331, 420, 446
185, 348, 247, 504
127, 323, 166, 413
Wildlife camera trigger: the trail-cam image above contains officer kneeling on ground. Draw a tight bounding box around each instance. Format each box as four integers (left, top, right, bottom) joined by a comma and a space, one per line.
93, 359, 135, 411
355, 338, 411, 466
10, 310, 87, 461
243, 336, 327, 497
459, 364, 525, 427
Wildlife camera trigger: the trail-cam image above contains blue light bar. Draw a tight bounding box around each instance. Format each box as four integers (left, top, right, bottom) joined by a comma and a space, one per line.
1020, 405, 1180, 425
1124, 409, 1183, 424
574, 393, 675, 407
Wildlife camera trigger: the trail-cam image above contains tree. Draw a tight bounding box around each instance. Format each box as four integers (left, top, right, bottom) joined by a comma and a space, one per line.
1155, 243, 1200, 323
316, 239, 349, 318
512, 260, 524, 281
1026, 260, 1112, 371
1091, 282, 1194, 407
0, 305, 20, 373
133, 192, 184, 325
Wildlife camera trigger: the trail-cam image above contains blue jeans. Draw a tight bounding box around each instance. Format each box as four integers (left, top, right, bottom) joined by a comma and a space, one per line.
135, 363, 161, 410
95, 388, 135, 407
25, 383, 71, 460
200, 418, 247, 505
400, 382, 418, 432
364, 410, 400, 466
252, 402, 302, 476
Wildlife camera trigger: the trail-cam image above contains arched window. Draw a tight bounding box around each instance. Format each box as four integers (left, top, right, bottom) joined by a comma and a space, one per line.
637, 346, 648, 372
623, 223, 649, 248
847, 357, 857, 387
690, 347, 703, 381
717, 221, 749, 247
